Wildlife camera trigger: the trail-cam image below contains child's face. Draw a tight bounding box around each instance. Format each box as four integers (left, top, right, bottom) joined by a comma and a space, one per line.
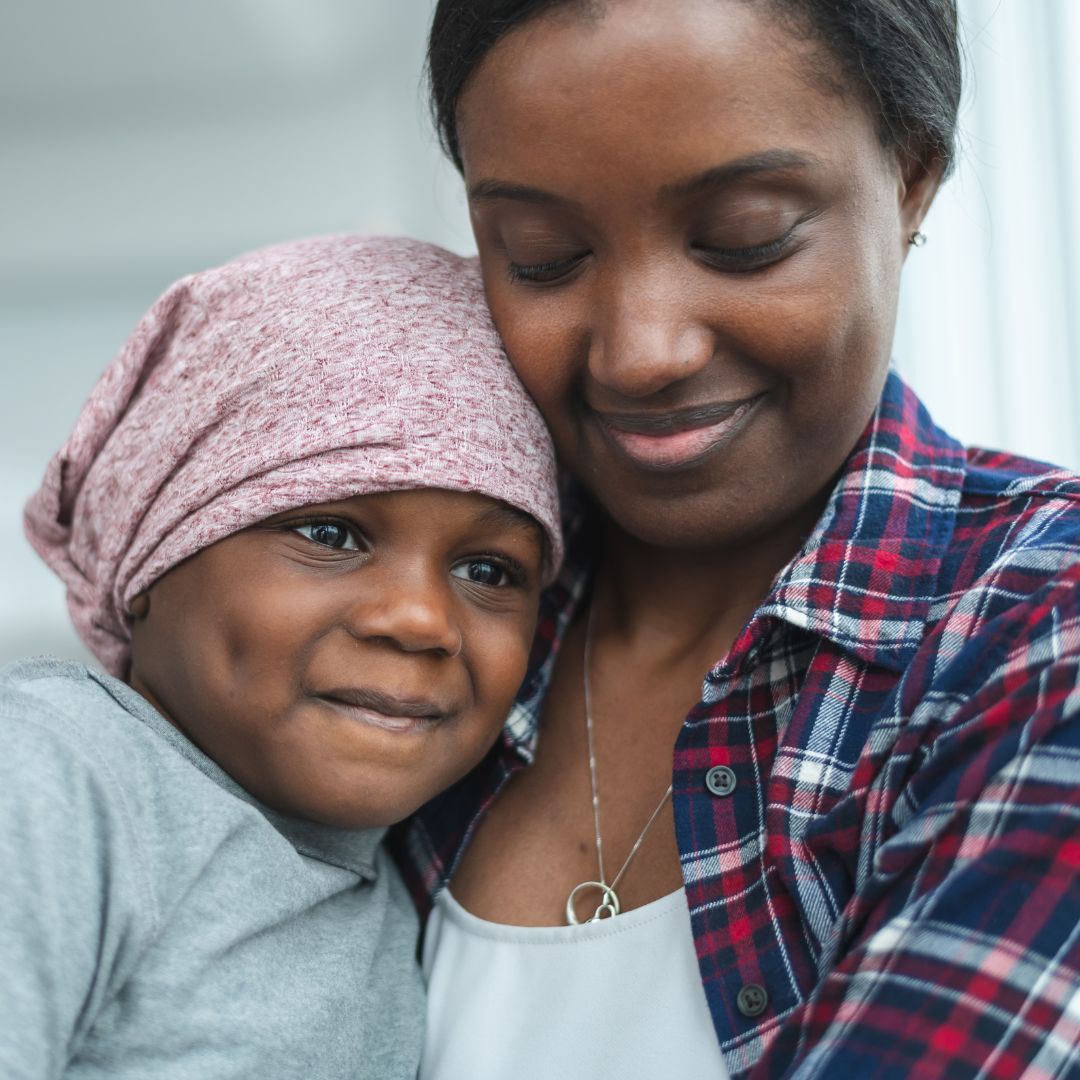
128, 488, 545, 829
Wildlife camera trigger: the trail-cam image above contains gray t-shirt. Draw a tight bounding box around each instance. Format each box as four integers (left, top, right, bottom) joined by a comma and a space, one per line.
0, 657, 424, 1079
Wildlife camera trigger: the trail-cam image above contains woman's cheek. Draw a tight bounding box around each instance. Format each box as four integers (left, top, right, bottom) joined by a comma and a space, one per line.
484, 284, 580, 402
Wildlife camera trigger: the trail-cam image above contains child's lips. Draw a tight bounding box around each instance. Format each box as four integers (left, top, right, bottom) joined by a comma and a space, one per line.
594, 395, 763, 471
317, 686, 450, 733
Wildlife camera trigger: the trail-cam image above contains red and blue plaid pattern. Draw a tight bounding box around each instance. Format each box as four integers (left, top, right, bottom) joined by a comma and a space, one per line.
392, 372, 1080, 1078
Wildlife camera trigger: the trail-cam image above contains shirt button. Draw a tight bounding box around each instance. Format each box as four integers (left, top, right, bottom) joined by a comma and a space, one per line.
705, 765, 737, 797
736, 983, 769, 1018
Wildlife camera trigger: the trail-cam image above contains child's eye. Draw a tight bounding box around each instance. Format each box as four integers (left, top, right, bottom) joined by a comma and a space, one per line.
293, 522, 361, 551
450, 559, 514, 587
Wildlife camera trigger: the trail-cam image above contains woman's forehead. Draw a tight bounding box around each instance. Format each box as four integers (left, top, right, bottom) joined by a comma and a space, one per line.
460, 0, 833, 102
457, 0, 880, 194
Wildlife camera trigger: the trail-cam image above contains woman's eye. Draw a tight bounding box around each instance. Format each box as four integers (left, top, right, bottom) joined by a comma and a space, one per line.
694, 216, 812, 273
451, 559, 512, 587
695, 232, 793, 272
294, 522, 360, 551
506, 252, 587, 285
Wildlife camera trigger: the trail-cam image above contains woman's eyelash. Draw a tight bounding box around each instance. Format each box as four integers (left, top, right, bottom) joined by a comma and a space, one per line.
506, 226, 801, 284
699, 211, 822, 270
506, 254, 586, 284
695, 229, 797, 269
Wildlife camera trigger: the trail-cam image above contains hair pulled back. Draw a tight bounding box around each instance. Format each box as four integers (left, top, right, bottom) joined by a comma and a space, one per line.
427, 0, 961, 176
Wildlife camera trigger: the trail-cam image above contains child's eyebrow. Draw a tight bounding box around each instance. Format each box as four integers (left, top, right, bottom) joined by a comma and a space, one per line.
477, 504, 543, 542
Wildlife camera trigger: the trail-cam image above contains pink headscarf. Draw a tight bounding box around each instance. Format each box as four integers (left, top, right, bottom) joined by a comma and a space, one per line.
25, 234, 562, 676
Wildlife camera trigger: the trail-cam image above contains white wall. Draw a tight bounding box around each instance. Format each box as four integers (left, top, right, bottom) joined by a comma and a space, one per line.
2, 0, 1077, 666
895, 0, 1080, 468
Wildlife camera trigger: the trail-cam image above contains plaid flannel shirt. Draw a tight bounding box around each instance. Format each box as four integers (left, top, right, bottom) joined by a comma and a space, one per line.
392, 372, 1080, 1078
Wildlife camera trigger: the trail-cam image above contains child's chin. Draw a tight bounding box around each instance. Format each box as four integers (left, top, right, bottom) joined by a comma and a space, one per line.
292, 793, 425, 832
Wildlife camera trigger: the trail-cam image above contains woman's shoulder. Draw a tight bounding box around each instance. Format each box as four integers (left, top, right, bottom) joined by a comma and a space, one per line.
905, 449, 1080, 745
940, 444, 1080, 599
962, 444, 1080, 505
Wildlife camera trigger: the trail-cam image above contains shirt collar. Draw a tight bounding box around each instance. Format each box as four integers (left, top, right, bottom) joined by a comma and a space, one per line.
759, 370, 967, 672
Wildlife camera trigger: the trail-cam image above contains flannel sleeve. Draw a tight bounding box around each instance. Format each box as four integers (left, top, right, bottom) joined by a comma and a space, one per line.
754, 570, 1080, 1079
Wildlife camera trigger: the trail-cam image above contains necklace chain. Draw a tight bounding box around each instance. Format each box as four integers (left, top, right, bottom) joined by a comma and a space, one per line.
566, 603, 673, 925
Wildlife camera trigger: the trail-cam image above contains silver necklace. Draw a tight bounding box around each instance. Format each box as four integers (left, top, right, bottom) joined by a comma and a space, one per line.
565, 605, 674, 925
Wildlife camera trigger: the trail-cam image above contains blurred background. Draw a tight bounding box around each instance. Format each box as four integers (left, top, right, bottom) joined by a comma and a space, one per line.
2, 0, 1078, 665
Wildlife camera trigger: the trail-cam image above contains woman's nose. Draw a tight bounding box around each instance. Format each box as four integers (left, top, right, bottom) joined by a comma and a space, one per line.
344, 567, 462, 657
587, 270, 714, 398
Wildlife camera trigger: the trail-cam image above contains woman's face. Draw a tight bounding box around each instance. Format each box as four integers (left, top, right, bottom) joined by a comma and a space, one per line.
457, 0, 938, 551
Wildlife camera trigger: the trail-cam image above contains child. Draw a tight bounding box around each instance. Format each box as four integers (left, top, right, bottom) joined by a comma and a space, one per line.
4, 235, 562, 1079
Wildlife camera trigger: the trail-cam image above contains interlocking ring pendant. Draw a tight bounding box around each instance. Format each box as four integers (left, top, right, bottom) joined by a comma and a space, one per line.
565, 881, 621, 925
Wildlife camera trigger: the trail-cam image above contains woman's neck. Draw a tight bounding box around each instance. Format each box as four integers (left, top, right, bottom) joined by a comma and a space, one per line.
589, 507, 818, 666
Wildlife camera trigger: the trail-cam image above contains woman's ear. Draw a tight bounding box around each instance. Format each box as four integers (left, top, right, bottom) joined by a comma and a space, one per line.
898, 153, 945, 249
130, 592, 150, 619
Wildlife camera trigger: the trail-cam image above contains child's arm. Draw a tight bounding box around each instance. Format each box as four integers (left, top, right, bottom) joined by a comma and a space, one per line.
0, 689, 148, 1077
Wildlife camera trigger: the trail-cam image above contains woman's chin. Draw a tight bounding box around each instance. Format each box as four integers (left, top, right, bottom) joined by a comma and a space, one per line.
581, 461, 833, 558
593, 489, 760, 553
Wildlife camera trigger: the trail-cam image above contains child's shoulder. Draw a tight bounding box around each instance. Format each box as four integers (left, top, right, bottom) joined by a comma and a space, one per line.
1, 656, 177, 778
3, 655, 139, 752
0, 657, 231, 851
0, 658, 169, 933
0, 657, 277, 927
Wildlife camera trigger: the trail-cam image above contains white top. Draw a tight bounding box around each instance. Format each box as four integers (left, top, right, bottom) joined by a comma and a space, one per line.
420, 886, 731, 1080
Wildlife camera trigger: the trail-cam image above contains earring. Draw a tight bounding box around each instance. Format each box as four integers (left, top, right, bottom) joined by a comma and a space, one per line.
909, 230, 928, 248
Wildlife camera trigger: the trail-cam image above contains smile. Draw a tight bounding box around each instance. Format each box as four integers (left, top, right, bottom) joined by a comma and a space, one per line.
593, 394, 763, 471
316, 687, 449, 734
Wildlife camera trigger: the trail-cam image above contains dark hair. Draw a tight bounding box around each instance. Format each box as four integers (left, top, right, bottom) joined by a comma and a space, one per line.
427, 0, 962, 176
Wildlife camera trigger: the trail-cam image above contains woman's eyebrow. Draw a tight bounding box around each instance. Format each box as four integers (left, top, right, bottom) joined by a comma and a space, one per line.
658, 149, 822, 203
468, 179, 582, 210
469, 151, 819, 209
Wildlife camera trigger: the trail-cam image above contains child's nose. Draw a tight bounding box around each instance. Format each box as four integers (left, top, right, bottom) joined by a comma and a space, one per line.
343, 569, 462, 657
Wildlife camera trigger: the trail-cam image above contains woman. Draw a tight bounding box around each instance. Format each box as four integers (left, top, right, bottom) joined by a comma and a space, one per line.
392, 2, 1080, 1076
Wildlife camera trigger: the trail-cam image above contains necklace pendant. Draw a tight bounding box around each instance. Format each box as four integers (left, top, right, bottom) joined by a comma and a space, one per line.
591, 898, 619, 921
565, 880, 621, 925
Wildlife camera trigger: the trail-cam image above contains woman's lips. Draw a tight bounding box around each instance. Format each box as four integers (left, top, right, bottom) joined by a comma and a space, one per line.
594, 395, 762, 471
317, 687, 448, 734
